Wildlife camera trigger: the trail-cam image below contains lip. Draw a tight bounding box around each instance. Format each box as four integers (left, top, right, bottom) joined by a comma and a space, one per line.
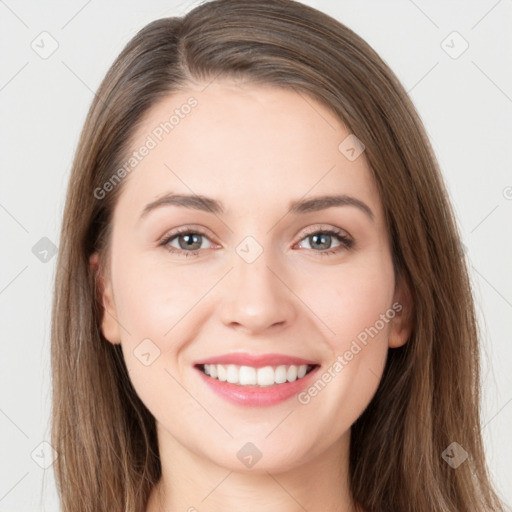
195, 362, 321, 407
193, 352, 319, 368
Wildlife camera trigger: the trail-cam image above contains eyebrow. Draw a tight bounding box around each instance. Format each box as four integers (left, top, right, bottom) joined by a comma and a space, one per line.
139, 192, 374, 222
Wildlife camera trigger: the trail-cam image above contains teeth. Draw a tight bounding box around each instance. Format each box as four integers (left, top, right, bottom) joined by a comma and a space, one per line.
226, 364, 239, 384
239, 365, 257, 385
287, 365, 297, 381
275, 365, 288, 384
257, 366, 274, 386
217, 364, 227, 382
202, 364, 312, 387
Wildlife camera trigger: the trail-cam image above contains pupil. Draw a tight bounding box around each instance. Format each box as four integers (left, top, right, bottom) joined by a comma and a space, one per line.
311, 233, 330, 250
179, 233, 201, 250
176, 233, 333, 251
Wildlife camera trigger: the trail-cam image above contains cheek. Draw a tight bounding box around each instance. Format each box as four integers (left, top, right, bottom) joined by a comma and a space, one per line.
296, 254, 395, 349
292, 260, 395, 434
112, 252, 205, 346
112, 256, 203, 415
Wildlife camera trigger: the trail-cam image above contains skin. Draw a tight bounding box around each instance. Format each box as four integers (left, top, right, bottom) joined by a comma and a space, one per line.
90, 77, 412, 512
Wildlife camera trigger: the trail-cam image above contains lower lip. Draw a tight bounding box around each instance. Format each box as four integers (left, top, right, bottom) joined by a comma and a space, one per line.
195, 365, 320, 407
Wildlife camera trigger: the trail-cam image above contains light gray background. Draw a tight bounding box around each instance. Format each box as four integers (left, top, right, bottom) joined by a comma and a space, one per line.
1, 0, 511, 510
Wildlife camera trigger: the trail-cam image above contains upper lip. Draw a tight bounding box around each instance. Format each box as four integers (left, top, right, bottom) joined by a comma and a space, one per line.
194, 352, 319, 368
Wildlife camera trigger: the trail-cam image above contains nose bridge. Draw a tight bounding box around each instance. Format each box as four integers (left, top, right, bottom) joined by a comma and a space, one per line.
219, 237, 296, 332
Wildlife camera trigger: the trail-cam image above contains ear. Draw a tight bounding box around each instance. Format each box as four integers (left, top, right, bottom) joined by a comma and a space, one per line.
89, 252, 121, 345
388, 274, 414, 349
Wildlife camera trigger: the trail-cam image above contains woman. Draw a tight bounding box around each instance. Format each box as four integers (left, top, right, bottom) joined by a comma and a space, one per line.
50, 0, 508, 510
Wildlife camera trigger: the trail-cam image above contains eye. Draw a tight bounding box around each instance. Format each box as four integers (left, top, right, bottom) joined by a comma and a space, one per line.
159, 225, 354, 257
159, 227, 215, 257
296, 228, 353, 256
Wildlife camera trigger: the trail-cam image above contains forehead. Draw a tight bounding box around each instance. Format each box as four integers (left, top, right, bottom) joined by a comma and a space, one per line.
114, 79, 380, 220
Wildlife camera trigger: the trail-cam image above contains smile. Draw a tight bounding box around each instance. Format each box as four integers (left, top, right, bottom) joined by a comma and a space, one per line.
194, 362, 321, 407
198, 363, 316, 387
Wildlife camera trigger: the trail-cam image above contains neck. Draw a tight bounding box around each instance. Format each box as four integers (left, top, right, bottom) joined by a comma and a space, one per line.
146, 424, 359, 512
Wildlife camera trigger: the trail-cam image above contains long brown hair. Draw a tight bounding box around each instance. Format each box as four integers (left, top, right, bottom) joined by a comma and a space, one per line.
50, 1, 508, 510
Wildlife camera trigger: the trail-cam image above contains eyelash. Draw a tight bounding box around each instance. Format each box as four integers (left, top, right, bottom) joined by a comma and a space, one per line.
159, 225, 354, 258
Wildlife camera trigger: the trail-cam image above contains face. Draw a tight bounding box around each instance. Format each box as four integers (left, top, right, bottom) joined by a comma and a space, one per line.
91, 78, 411, 473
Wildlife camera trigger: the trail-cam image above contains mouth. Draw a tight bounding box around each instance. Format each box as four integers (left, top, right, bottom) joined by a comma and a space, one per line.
192, 352, 321, 406
194, 363, 319, 387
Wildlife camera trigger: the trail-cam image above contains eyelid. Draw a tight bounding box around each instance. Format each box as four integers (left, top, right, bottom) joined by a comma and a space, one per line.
159, 224, 351, 246
297, 224, 351, 240
159, 216, 357, 258
158, 224, 217, 245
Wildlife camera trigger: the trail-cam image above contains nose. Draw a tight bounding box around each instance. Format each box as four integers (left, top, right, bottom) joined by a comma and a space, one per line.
219, 250, 297, 334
